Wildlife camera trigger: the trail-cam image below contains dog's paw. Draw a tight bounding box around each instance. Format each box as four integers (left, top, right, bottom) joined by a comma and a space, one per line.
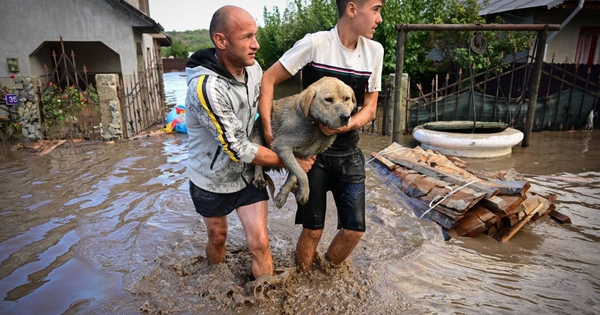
253, 177, 268, 189
295, 187, 310, 205
275, 192, 289, 208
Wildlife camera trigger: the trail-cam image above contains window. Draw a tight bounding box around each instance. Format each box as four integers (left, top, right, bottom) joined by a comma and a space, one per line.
575, 27, 600, 64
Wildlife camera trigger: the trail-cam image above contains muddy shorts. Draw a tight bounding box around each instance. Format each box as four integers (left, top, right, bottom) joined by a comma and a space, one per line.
189, 180, 269, 217
295, 151, 366, 232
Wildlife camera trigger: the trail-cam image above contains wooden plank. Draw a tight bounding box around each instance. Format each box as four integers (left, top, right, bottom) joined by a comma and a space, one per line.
479, 196, 507, 212
502, 214, 520, 227
37, 140, 67, 156
425, 185, 487, 213
533, 203, 555, 221
370, 151, 397, 171
420, 207, 457, 229
369, 162, 459, 229
498, 202, 544, 242
493, 194, 528, 216
383, 154, 500, 198
402, 173, 436, 198
389, 167, 486, 213
453, 211, 487, 237
470, 204, 496, 223
486, 180, 531, 196
549, 210, 571, 224
425, 204, 465, 221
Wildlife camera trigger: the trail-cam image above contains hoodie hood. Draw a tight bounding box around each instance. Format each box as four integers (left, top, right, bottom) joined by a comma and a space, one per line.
185, 48, 236, 85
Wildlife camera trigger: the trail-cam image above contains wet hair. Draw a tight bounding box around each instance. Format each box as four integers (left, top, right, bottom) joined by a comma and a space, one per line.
335, 0, 385, 18
209, 6, 231, 45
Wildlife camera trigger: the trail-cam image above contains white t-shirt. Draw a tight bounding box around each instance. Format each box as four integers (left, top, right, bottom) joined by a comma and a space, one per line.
278, 25, 384, 153
279, 25, 384, 94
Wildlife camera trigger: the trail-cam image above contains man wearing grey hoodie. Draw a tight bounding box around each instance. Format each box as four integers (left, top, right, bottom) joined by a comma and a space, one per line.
185, 5, 314, 279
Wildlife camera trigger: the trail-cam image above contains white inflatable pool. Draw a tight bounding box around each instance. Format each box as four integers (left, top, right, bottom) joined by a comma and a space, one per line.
412, 123, 524, 158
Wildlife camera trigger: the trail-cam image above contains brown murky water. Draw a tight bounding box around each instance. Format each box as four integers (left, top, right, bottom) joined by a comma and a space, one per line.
1, 73, 599, 314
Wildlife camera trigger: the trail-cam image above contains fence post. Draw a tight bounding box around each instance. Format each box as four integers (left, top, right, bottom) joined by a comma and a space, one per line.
95, 74, 124, 140
393, 26, 407, 143
522, 26, 548, 147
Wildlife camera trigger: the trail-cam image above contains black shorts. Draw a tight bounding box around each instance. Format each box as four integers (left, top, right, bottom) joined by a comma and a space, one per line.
189, 180, 269, 217
295, 151, 366, 232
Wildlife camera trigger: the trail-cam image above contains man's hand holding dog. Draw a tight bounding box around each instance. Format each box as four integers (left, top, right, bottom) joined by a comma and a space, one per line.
296, 155, 317, 172
317, 123, 350, 136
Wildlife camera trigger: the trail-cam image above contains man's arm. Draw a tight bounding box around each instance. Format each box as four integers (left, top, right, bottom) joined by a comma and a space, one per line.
253, 146, 315, 172
258, 61, 293, 146
318, 91, 379, 136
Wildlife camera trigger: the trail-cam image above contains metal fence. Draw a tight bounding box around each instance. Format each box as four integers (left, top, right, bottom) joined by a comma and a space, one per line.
37, 38, 101, 140
118, 53, 165, 139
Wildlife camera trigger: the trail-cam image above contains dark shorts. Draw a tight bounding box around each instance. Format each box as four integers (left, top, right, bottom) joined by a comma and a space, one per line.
295, 151, 366, 232
189, 180, 269, 217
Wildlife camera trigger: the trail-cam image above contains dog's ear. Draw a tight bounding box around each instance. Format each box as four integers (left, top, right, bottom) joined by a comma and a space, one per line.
352, 91, 357, 109
299, 85, 316, 118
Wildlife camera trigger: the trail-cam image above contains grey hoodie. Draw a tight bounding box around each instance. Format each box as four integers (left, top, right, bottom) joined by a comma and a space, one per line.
185, 49, 262, 193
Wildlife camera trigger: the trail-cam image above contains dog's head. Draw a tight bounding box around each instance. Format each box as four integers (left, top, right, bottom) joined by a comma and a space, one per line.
298, 77, 357, 128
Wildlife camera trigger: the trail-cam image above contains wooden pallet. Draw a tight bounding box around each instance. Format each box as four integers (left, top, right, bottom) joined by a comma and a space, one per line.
370, 143, 570, 242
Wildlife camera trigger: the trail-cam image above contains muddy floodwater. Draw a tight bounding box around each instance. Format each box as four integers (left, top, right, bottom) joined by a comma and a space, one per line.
1, 73, 599, 315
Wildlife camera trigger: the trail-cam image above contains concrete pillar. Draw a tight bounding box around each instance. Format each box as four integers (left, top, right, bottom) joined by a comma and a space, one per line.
386, 73, 409, 137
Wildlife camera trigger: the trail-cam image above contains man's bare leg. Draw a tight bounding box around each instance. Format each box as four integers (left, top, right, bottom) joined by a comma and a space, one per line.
325, 228, 364, 265
295, 228, 324, 272
203, 216, 228, 264
237, 200, 273, 278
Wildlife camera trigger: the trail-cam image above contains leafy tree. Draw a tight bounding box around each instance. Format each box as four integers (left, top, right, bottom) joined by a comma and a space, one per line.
160, 30, 213, 58
257, 0, 337, 68
258, 0, 535, 85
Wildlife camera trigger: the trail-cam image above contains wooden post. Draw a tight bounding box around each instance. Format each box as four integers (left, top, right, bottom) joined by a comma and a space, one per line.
522, 26, 548, 147
393, 25, 407, 143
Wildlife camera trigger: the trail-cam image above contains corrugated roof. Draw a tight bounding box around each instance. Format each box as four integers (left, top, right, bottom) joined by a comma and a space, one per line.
478, 0, 566, 15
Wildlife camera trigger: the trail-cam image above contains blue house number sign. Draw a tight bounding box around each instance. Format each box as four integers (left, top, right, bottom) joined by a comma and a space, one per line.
5, 94, 18, 106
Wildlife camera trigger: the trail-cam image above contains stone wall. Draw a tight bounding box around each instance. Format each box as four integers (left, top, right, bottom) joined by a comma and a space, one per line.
95, 74, 124, 141
13, 77, 42, 141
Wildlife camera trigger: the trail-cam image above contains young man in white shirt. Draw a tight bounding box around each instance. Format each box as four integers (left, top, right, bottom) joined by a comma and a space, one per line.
259, 0, 385, 272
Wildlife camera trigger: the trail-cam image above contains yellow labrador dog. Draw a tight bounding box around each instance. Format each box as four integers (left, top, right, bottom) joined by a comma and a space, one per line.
252, 76, 356, 208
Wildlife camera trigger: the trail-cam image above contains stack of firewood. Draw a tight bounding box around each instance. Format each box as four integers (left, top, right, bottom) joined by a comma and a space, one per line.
369, 142, 570, 242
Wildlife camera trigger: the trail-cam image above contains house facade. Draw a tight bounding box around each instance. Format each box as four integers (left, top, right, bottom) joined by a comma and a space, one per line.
0, 0, 171, 81
479, 0, 600, 64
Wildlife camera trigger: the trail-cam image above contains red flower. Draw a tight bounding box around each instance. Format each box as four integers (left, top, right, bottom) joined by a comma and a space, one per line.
9, 74, 15, 79
49, 82, 53, 86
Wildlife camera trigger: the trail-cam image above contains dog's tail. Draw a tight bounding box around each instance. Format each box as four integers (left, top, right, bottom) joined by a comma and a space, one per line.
263, 172, 276, 202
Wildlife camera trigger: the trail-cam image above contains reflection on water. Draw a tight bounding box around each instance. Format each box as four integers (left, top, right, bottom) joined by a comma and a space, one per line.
0, 73, 599, 314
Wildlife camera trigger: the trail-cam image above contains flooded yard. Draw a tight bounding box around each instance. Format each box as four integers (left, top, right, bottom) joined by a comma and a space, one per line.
0, 72, 598, 314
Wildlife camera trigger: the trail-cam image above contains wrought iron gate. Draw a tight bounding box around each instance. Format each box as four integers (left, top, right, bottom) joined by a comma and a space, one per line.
118, 54, 165, 139
38, 37, 101, 140
406, 37, 600, 132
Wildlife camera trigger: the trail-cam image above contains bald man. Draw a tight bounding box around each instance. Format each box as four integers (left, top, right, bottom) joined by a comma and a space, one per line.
184, 6, 314, 279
